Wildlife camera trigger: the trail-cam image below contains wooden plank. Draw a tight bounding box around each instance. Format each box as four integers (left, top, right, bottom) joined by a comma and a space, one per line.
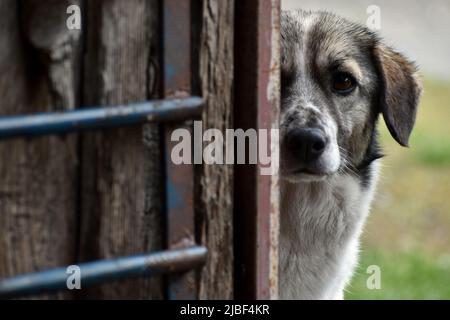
0, 0, 82, 299
78, 0, 163, 299
195, 0, 235, 300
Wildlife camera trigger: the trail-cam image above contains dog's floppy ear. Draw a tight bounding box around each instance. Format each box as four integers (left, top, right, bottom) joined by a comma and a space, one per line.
373, 44, 422, 147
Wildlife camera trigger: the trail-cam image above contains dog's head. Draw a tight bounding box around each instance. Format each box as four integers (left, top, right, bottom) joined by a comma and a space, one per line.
280, 10, 422, 183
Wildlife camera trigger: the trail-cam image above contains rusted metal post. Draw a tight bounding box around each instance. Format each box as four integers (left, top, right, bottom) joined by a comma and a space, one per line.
162, 0, 198, 300
234, 0, 280, 299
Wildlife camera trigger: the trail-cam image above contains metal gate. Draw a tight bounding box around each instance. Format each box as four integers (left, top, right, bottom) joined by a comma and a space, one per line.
0, 0, 280, 300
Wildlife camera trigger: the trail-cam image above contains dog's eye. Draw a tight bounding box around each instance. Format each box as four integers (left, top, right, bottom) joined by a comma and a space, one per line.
332, 73, 357, 94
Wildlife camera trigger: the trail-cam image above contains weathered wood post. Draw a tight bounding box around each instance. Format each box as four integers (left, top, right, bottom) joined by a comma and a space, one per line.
196, 0, 235, 299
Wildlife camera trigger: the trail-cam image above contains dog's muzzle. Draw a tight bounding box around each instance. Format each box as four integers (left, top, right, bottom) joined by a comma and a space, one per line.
287, 128, 327, 163
284, 127, 334, 177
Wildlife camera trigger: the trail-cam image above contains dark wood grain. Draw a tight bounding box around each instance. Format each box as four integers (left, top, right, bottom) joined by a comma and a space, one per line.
196, 0, 235, 299
0, 0, 82, 300
78, 0, 163, 299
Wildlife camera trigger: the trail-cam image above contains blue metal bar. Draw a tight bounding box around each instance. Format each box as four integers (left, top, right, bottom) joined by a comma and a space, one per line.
0, 246, 207, 299
0, 96, 203, 139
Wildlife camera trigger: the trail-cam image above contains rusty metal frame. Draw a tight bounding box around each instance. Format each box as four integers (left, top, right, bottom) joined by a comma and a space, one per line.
0, 0, 282, 300
0, 0, 205, 300
161, 0, 198, 300
234, 0, 280, 299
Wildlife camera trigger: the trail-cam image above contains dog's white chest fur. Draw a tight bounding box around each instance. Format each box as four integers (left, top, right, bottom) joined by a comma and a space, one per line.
279, 163, 379, 300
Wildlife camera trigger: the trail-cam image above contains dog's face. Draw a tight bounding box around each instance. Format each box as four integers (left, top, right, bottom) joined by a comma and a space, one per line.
280, 11, 422, 183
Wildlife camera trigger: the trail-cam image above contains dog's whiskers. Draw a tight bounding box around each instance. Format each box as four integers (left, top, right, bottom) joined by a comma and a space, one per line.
338, 147, 359, 177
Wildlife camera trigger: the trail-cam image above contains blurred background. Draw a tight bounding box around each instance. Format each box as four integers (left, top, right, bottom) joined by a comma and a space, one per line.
283, 0, 450, 299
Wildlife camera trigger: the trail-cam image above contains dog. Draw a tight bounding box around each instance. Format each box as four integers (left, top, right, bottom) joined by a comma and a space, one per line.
279, 10, 422, 299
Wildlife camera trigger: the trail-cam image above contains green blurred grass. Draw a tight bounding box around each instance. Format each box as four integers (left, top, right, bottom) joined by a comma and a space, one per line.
346, 77, 450, 299
413, 130, 450, 166
346, 249, 450, 300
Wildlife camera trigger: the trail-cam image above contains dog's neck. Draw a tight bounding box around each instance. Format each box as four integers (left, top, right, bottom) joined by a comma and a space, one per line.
279, 163, 379, 299
280, 174, 369, 248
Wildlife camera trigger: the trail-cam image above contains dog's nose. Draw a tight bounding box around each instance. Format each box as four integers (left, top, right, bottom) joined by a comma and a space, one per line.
287, 128, 327, 163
